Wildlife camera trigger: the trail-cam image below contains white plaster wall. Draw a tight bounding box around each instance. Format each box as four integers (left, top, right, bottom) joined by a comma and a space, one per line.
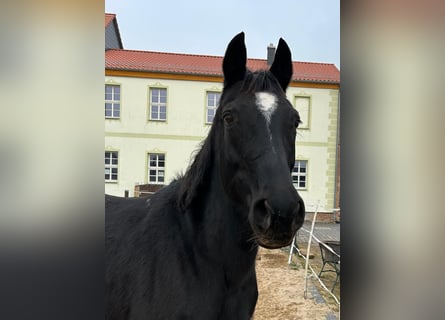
287, 86, 338, 211
104, 76, 338, 209
105, 76, 222, 138
105, 135, 203, 197
286, 87, 332, 144
295, 146, 330, 212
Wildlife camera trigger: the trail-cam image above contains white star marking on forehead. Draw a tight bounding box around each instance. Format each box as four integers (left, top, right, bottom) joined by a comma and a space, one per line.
255, 92, 277, 125
255, 92, 278, 153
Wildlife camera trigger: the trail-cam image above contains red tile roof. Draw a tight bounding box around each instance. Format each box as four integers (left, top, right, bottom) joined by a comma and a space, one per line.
105, 13, 115, 27
106, 49, 340, 84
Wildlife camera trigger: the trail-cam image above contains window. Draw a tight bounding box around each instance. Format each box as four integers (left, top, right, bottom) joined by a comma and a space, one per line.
294, 96, 310, 129
149, 88, 167, 121
148, 153, 165, 184
105, 84, 120, 118
206, 92, 221, 124
292, 160, 307, 189
105, 151, 118, 182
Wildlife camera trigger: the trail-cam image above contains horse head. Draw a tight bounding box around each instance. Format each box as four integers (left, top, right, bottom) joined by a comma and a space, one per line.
217, 32, 305, 249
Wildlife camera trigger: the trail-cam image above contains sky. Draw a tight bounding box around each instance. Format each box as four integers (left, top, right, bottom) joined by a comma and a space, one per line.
105, 0, 339, 69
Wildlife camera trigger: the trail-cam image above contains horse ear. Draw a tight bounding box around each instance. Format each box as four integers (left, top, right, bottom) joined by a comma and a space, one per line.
269, 38, 293, 91
223, 32, 247, 87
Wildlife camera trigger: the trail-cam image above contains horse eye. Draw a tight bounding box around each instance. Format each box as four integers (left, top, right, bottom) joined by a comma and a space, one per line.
223, 114, 234, 125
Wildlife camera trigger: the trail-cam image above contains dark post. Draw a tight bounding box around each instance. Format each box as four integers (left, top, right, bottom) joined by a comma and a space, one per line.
124, 190, 129, 198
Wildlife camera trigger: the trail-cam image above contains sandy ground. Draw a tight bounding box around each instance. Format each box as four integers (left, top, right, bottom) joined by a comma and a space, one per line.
253, 248, 337, 320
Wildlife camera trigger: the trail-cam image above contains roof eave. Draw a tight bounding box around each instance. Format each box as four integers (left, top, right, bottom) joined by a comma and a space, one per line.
105, 67, 339, 85
292, 79, 340, 85
105, 67, 222, 77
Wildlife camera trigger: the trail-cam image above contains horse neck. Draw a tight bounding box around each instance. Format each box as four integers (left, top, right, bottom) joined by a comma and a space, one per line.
179, 124, 258, 261
199, 164, 258, 257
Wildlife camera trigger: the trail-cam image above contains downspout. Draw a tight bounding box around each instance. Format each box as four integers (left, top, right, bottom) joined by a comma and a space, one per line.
333, 89, 340, 213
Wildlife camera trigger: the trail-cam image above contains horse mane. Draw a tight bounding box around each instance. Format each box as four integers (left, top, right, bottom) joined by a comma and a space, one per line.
177, 69, 284, 211
177, 124, 216, 211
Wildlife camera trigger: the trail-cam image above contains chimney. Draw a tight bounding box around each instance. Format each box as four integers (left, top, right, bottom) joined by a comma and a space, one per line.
267, 43, 276, 66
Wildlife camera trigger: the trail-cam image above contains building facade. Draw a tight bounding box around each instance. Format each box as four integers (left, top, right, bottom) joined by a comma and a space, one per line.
105, 14, 340, 214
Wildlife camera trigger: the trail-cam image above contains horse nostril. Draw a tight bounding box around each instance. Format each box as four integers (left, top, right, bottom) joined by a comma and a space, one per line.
263, 200, 274, 215
252, 199, 273, 231
292, 199, 306, 229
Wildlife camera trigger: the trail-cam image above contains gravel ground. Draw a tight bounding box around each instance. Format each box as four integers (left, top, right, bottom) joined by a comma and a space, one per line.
253, 248, 339, 320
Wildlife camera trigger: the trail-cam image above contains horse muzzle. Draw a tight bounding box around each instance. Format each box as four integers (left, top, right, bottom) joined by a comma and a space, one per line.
250, 196, 305, 249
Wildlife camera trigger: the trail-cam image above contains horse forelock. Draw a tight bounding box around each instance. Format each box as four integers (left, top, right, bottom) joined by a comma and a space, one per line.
241, 70, 284, 95
219, 70, 284, 105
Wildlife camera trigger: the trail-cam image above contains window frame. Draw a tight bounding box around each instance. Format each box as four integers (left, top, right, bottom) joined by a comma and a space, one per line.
149, 87, 168, 122
105, 151, 119, 182
147, 153, 166, 185
205, 91, 221, 124
292, 160, 308, 190
105, 84, 121, 119
293, 95, 311, 130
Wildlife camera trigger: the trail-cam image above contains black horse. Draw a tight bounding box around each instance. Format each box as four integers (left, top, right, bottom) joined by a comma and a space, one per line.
106, 32, 305, 319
